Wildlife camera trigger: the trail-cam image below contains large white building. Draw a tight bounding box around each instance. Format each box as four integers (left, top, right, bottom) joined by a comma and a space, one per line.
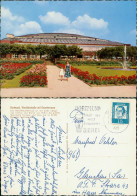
2, 33, 130, 59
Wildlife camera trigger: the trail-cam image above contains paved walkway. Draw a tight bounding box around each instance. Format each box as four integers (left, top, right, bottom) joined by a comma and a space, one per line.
1, 65, 136, 97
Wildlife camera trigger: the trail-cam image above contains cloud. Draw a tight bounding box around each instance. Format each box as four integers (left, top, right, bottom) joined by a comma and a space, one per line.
39, 11, 108, 30
1, 6, 25, 22
1, 6, 109, 39
130, 29, 136, 35
39, 11, 108, 37
14, 21, 43, 35
39, 11, 109, 39
72, 14, 108, 30
1, 6, 43, 38
39, 11, 70, 26
54, 28, 84, 36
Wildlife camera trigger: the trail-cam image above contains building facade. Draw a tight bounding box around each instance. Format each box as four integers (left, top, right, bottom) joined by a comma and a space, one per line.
1, 33, 130, 59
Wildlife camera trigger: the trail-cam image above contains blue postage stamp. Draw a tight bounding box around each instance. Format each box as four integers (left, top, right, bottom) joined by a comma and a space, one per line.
112, 102, 129, 124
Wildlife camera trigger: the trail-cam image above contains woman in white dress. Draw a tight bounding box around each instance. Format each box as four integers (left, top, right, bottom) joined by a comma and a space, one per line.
59, 68, 64, 81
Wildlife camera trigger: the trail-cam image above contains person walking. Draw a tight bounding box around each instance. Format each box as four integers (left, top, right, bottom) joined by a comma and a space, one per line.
64, 61, 71, 81
59, 68, 64, 81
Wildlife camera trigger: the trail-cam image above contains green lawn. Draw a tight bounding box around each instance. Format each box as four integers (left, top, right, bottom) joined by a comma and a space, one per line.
1, 66, 34, 88
72, 65, 136, 77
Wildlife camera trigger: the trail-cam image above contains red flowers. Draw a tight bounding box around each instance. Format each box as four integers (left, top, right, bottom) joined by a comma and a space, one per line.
20, 63, 48, 87
20, 75, 48, 87
0, 62, 32, 79
57, 63, 136, 85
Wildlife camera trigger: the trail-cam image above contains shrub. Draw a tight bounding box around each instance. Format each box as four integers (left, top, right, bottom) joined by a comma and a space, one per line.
20, 74, 48, 87
56, 60, 122, 67
0, 59, 44, 64
20, 63, 48, 87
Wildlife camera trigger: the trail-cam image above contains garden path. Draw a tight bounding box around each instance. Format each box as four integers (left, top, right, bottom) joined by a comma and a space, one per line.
1, 65, 136, 97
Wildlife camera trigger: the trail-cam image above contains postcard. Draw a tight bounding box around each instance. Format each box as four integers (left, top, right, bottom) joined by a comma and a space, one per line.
1, 1, 136, 196
1, 98, 136, 195
1, 1, 136, 97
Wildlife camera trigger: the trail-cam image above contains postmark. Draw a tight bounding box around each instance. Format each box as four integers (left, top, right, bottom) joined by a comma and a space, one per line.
69, 106, 101, 133
69, 109, 84, 132
112, 102, 129, 124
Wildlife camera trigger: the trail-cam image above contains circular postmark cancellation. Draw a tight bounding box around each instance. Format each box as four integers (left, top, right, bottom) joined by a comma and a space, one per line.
69, 109, 84, 133
103, 108, 129, 134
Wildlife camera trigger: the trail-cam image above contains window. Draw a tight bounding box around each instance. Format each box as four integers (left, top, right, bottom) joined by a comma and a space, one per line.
12, 54, 19, 58
30, 55, 35, 59
21, 54, 27, 58
85, 56, 91, 60
92, 55, 97, 59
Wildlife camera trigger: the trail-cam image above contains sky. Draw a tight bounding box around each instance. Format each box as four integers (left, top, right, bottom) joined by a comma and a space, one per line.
1, 1, 136, 46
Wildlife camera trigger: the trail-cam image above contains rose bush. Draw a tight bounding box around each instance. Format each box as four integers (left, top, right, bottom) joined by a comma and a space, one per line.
0, 62, 32, 79
20, 75, 48, 87
28, 64, 47, 75
20, 63, 48, 87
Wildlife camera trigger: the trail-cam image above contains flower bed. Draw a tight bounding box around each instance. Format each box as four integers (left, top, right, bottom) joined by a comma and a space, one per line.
20, 75, 47, 87
56, 63, 136, 85
20, 63, 48, 87
0, 62, 32, 79
28, 64, 47, 75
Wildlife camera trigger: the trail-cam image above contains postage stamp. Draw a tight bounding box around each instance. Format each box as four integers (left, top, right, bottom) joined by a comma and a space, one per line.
112, 102, 129, 124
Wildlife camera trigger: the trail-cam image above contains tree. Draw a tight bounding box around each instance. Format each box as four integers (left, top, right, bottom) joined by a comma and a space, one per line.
26, 44, 37, 55
0, 43, 11, 57
97, 47, 109, 59
97, 46, 124, 59
35, 44, 49, 59
19, 44, 28, 55
114, 46, 124, 58
48, 44, 83, 61
67, 45, 83, 57
10, 44, 27, 55
127, 46, 136, 60
49, 45, 68, 60
97, 46, 136, 61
